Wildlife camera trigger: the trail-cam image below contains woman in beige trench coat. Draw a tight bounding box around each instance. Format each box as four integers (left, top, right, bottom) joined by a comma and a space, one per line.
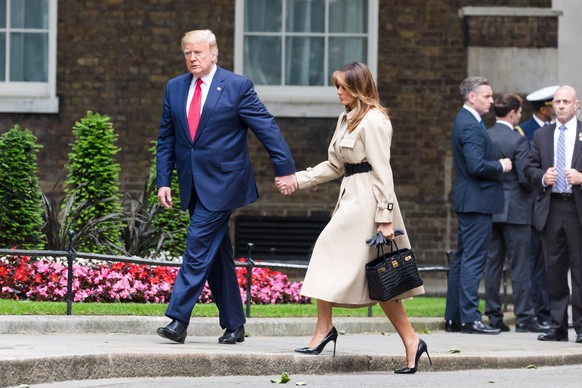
276, 62, 430, 374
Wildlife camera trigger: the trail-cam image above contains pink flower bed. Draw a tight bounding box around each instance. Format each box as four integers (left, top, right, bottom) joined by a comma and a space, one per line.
0, 255, 310, 304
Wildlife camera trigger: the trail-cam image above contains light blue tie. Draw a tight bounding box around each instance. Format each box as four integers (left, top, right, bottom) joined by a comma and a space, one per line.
556, 125, 567, 192
479, 120, 486, 130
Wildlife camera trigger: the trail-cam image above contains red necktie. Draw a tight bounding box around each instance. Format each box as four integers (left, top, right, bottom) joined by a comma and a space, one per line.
188, 78, 203, 141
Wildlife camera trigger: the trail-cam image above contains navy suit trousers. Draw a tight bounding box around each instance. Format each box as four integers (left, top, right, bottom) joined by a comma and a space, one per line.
166, 198, 246, 330
445, 212, 492, 324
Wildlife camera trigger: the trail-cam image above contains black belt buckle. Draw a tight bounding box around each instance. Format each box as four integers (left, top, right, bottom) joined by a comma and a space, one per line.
551, 192, 573, 201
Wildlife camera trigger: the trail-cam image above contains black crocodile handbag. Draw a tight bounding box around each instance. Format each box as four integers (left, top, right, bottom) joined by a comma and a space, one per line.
365, 237, 423, 302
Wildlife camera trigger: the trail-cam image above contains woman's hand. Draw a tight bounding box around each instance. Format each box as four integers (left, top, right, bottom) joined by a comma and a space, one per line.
377, 223, 394, 240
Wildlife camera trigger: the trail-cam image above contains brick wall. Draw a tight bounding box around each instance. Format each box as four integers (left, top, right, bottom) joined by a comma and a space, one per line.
0, 0, 554, 263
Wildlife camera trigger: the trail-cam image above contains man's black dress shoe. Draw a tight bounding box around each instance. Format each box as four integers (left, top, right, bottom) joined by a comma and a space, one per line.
218, 326, 245, 344
516, 319, 548, 333
576, 333, 582, 344
537, 329, 568, 342
489, 321, 510, 332
444, 320, 461, 333
157, 319, 188, 344
461, 320, 501, 335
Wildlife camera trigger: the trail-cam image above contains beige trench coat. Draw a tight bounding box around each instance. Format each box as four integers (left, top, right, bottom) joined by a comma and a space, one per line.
296, 108, 425, 307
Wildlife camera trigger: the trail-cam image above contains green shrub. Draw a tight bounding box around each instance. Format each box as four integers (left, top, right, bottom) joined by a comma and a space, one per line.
148, 142, 189, 258
64, 112, 123, 253
42, 188, 123, 251
0, 125, 45, 249
119, 176, 171, 257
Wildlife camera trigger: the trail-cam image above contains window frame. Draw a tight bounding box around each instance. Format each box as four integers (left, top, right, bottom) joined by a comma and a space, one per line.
0, 0, 59, 113
234, 0, 378, 117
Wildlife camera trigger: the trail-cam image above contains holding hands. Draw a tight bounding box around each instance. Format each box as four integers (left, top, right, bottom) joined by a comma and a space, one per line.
275, 174, 298, 196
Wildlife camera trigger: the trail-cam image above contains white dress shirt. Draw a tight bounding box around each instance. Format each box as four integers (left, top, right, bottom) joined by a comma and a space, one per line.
553, 117, 578, 193
186, 64, 217, 117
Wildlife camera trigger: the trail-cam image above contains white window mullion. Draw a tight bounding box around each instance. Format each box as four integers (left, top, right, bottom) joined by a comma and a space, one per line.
324, 0, 329, 86
5, 0, 11, 81
367, 0, 378, 80
281, 0, 286, 87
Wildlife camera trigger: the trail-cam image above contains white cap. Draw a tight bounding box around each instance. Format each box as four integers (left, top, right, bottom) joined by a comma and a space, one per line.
526, 85, 559, 102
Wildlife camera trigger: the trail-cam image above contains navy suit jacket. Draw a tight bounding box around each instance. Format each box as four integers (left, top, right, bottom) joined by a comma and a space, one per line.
451, 108, 504, 214
156, 66, 295, 211
524, 120, 582, 230
487, 122, 532, 224
517, 116, 542, 143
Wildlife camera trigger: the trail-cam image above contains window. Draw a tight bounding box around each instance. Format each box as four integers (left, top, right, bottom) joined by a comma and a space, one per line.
235, 0, 378, 117
0, 0, 59, 113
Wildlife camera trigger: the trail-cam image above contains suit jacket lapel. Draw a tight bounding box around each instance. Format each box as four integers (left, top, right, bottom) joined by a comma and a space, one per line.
193, 66, 225, 144
180, 74, 194, 143
571, 120, 582, 166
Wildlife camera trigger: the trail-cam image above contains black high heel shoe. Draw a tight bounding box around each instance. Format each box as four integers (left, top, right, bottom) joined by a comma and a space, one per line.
394, 338, 432, 374
294, 327, 338, 356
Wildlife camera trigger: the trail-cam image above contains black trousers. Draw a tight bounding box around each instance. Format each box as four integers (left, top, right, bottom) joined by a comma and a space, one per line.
540, 197, 582, 334
485, 222, 533, 325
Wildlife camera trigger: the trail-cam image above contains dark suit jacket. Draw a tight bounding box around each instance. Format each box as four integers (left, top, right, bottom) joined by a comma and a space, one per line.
487, 122, 532, 224
451, 108, 504, 214
524, 120, 582, 230
156, 65, 296, 211
517, 116, 542, 143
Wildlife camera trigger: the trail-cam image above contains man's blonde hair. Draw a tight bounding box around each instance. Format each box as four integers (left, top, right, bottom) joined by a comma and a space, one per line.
181, 29, 219, 57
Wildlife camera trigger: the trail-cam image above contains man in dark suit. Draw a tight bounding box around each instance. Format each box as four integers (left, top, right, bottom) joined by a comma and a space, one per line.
524, 85, 582, 343
155, 29, 297, 344
484, 93, 544, 333
516, 86, 559, 331
445, 77, 512, 335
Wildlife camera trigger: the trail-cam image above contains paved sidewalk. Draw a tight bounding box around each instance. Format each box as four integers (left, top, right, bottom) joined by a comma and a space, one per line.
1, 316, 582, 387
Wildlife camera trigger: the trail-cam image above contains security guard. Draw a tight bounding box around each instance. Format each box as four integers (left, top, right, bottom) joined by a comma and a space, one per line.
516, 85, 559, 332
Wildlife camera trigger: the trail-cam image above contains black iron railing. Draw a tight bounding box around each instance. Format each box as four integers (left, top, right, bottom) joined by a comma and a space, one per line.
0, 239, 450, 318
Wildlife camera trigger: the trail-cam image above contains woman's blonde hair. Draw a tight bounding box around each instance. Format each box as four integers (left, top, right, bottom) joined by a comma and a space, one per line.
332, 62, 388, 132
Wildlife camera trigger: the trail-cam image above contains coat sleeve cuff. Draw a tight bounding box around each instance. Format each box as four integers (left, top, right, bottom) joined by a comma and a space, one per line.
375, 203, 394, 223
296, 167, 318, 190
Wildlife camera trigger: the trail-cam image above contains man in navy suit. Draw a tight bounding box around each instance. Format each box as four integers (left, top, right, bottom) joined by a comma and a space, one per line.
444, 76, 512, 335
524, 85, 582, 343
156, 29, 297, 344
484, 93, 545, 333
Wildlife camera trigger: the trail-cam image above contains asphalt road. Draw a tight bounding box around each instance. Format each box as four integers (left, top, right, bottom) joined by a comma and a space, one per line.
21, 365, 582, 388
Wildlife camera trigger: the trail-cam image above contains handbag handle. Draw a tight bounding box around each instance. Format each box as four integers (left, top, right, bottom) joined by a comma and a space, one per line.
366, 229, 405, 248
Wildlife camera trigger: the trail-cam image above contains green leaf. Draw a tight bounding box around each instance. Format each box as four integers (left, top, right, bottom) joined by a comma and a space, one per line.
270, 372, 291, 384
448, 347, 461, 354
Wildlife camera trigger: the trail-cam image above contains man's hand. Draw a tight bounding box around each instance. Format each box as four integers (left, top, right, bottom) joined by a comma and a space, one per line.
565, 168, 582, 186
499, 158, 512, 172
158, 187, 172, 209
543, 167, 558, 186
275, 174, 298, 196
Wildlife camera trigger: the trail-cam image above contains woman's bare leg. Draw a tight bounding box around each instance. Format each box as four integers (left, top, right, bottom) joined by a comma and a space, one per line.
306, 299, 334, 348
379, 300, 419, 367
